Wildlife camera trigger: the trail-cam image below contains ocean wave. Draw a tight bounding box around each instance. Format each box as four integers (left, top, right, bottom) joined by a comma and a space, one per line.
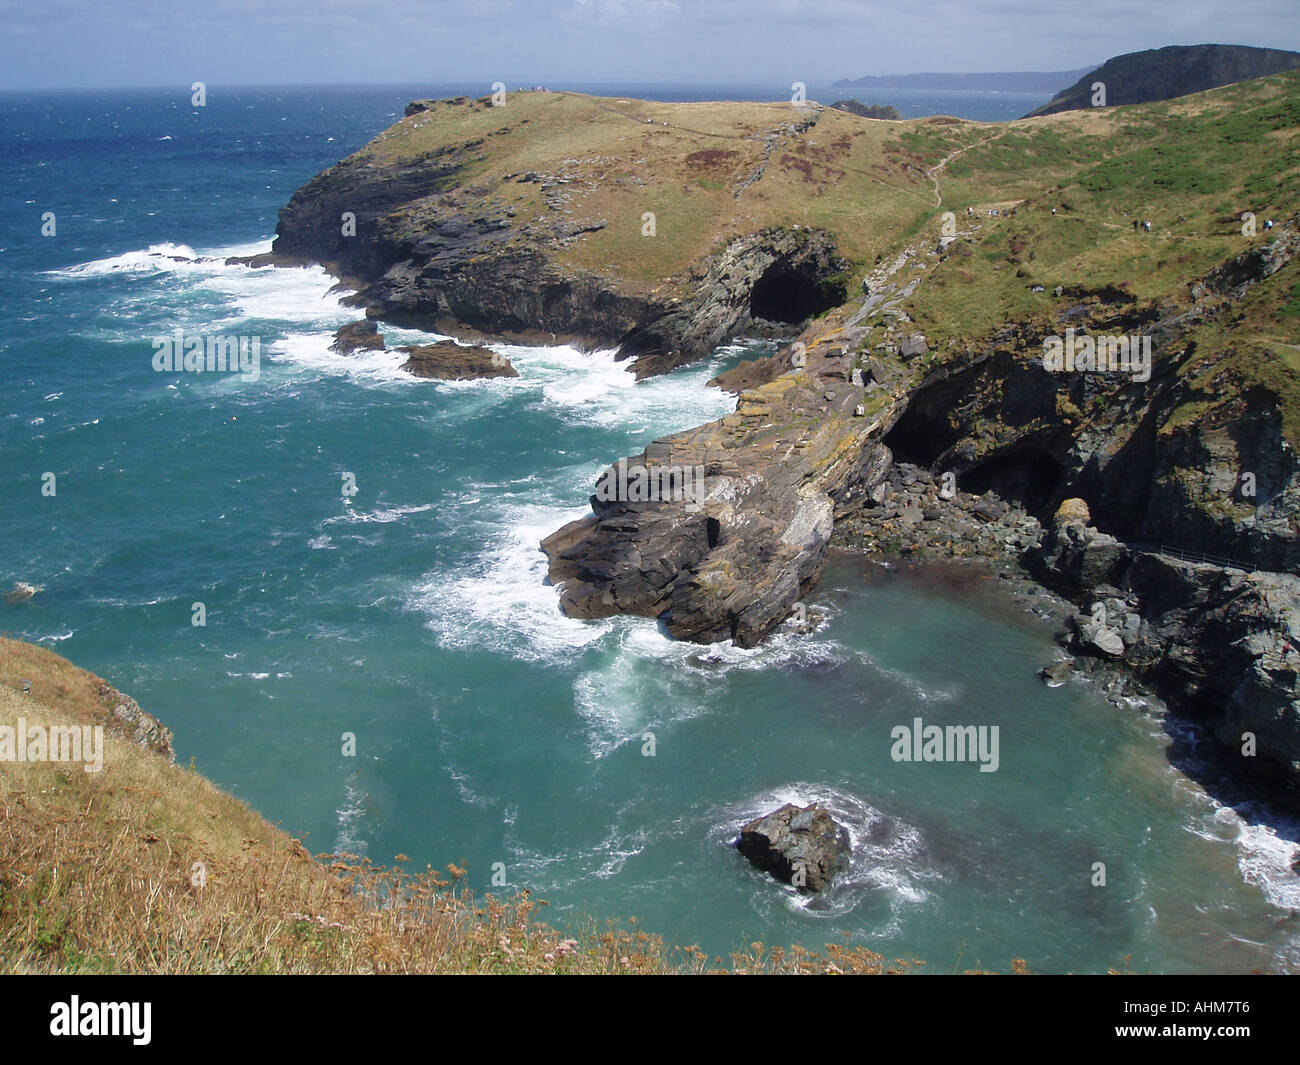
408, 499, 613, 664
333, 775, 370, 858
48, 242, 203, 277
572, 617, 847, 759
323, 503, 436, 526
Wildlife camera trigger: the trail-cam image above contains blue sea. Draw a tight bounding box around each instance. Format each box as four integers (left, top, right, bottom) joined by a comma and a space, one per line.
2, 85, 1298, 973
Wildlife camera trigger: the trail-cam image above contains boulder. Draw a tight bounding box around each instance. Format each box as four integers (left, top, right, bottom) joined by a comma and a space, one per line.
1073, 617, 1126, 659
3, 582, 38, 604
899, 334, 929, 359
735, 803, 850, 893
1054, 497, 1091, 525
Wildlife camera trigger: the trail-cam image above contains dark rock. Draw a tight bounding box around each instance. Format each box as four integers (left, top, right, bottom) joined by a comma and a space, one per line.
830, 100, 902, 120
268, 117, 849, 379
735, 803, 850, 892
542, 351, 897, 647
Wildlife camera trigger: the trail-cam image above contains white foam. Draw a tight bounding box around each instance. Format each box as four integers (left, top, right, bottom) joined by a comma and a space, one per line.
333, 776, 369, 858
572, 618, 848, 758
49, 242, 202, 276
410, 498, 614, 664
323, 503, 436, 526
715, 784, 938, 923
502, 821, 652, 890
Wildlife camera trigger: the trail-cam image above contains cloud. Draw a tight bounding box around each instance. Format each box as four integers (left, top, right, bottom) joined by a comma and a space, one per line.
0, 0, 1296, 88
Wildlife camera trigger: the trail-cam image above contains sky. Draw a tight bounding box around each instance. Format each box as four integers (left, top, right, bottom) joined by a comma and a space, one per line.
1, 0, 1297, 90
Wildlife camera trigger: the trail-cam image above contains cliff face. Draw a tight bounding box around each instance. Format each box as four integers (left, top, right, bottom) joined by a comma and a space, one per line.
884, 228, 1300, 569
1027, 44, 1300, 116
265, 94, 856, 378
867, 225, 1300, 796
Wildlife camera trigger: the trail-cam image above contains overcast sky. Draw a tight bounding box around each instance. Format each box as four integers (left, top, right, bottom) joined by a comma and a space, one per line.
2, 0, 1297, 90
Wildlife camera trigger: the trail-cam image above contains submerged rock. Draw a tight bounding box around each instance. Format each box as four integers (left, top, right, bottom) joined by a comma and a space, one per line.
4, 582, 39, 604
1039, 658, 1075, 686
735, 802, 850, 893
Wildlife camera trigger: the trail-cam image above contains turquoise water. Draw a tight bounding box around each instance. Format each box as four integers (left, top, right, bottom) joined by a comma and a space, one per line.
3, 88, 1299, 974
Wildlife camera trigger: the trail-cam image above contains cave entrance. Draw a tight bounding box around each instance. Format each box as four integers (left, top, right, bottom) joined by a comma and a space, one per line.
960, 448, 1067, 521
749, 263, 841, 324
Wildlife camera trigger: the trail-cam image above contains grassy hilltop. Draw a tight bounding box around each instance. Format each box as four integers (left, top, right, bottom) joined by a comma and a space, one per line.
276, 72, 1298, 400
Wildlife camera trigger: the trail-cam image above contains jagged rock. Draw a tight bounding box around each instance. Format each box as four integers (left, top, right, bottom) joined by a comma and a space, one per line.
330, 319, 385, 355
268, 100, 849, 380
735, 803, 850, 892
97, 683, 174, 762
1073, 617, 1126, 659
398, 341, 518, 380
542, 348, 898, 647
1033, 520, 1126, 595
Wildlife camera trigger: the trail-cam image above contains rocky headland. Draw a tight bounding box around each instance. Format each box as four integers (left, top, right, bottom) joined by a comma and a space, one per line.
1027, 44, 1300, 116
260, 70, 1300, 800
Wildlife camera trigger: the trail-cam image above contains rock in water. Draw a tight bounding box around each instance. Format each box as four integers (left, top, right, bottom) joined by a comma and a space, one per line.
398, 341, 518, 380
735, 803, 850, 892
330, 319, 386, 355
4, 582, 39, 604
1039, 658, 1075, 686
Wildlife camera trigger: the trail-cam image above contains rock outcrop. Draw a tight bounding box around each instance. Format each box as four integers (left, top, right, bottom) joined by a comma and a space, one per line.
398, 341, 517, 380
829, 100, 901, 121
1027, 511, 1300, 801
736, 803, 850, 892
330, 319, 386, 355
542, 341, 896, 646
